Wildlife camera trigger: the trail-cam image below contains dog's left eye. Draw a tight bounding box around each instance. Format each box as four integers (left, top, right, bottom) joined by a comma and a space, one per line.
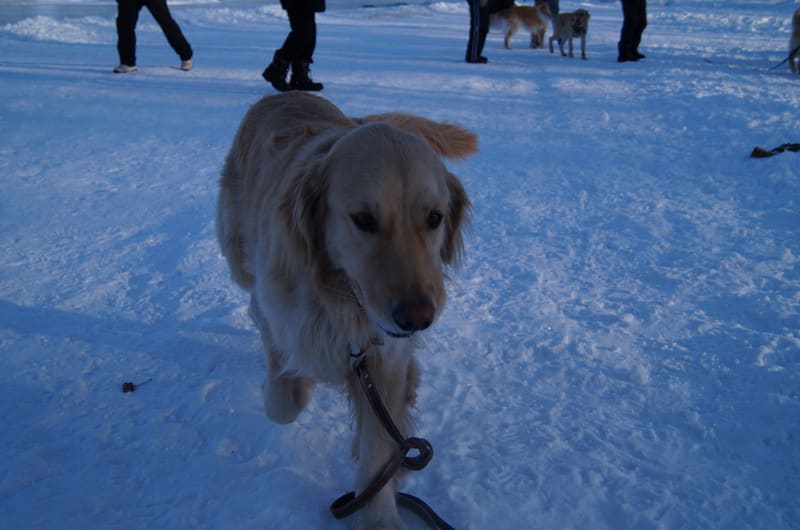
426, 211, 443, 230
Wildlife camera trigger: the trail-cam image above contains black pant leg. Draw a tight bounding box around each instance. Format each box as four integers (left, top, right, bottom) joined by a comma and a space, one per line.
144, 0, 193, 61
116, 0, 141, 66
466, 0, 489, 61
632, 0, 647, 51
620, 0, 646, 52
278, 7, 316, 64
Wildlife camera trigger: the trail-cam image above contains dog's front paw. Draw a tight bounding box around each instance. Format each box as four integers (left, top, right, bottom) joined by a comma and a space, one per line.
351, 514, 405, 530
350, 500, 405, 530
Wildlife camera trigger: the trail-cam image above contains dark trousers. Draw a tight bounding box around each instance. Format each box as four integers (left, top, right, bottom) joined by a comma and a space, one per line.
116, 0, 193, 66
465, 0, 512, 61
619, 0, 647, 55
465, 0, 489, 61
276, 6, 317, 64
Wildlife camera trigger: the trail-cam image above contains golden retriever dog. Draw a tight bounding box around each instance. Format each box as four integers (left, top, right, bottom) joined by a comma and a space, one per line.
216, 92, 476, 529
549, 8, 591, 60
790, 7, 800, 73
491, 2, 553, 50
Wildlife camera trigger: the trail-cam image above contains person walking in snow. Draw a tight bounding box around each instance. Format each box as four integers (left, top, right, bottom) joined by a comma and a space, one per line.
465, 0, 513, 63
114, 0, 194, 73
617, 0, 647, 62
262, 0, 325, 91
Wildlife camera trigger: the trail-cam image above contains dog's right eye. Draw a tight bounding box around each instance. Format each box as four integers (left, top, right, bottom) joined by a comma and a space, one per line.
350, 212, 379, 233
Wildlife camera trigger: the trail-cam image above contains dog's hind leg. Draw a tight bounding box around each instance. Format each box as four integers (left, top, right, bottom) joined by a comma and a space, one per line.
558, 37, 567, 56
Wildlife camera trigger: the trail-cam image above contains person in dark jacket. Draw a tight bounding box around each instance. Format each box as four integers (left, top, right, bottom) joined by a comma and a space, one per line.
618, 0, 647, 62
262, 0, 325, 91
465, 0, 513, 63
114, 0, 193, 73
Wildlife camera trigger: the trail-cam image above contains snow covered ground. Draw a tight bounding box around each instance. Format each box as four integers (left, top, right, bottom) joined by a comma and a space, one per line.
1, 0, 798, 528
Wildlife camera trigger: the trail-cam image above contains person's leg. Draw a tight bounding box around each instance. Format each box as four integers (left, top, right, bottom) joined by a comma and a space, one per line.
618, 0, 637, 61
144, 0, 193, 61
116, 0, 141, 67
285, 7, 322, 90
631, 0, 647, 56
465, 0, 489, 62
283, 6, 316, 64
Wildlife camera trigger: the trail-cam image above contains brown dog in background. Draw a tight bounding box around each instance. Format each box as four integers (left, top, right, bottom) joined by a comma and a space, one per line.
549, 8, 591, 60
790, 7, 800, 73
491, 2, 553, 50
217, 92, 476, 530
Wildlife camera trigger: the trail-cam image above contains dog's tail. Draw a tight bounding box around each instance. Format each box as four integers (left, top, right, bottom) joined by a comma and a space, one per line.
357, 113, 479, 159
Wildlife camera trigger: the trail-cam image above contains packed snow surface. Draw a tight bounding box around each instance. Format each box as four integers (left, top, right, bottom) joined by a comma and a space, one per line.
1, 0, 798, 528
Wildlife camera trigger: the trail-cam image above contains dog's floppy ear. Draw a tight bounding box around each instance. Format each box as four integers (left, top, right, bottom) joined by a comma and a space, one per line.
357, 113, 478, 160
442, 171, 471, 267
277, 158, 331, 281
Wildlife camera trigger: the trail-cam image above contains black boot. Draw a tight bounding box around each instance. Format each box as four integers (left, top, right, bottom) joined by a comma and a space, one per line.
262, 52, 291, 92
617, 42, 639, 62
290, 62, 323, 91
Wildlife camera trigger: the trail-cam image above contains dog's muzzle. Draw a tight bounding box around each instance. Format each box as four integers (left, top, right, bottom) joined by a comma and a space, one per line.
392, 297, 435, 335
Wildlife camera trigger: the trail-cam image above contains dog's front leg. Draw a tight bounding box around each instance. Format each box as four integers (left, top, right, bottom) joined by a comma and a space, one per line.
580, 35, 587, 60
250, 296, 316, 425
349, 354, 418, 530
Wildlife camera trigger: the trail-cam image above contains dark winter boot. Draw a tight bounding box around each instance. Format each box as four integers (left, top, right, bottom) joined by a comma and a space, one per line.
262, 52, 291, 92
617, 42, 639, 63
290, 62, 323, 91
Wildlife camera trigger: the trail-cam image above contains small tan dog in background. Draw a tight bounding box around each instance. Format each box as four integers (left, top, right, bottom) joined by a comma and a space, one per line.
790, 7, 800, 73
549, 8, 591, 60
491, 2, 553, 50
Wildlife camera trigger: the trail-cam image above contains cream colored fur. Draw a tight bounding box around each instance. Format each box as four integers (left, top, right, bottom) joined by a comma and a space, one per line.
216, 92, 476, 530
491, 3, 553, 50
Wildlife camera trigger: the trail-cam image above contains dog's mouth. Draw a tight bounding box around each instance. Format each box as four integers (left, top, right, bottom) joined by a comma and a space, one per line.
348, 280, 424, 340
381, 326, 416, 339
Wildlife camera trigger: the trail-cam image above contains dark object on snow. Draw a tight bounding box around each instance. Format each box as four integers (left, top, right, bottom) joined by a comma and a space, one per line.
618, 0, 647, 62
121, 378, 152, 393
751, 143, 800, 158
768, 43, 800, 71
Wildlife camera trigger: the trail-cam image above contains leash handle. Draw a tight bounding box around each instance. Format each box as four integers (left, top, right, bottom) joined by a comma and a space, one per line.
331, 353, 455, 529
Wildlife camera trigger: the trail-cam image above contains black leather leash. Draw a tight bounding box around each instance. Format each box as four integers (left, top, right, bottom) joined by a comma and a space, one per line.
768, 43, 800, 71
330, 352, 455, 530
751, 143, 800, 158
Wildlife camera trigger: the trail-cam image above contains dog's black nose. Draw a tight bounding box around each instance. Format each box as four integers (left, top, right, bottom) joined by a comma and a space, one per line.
393, 297, 435, 332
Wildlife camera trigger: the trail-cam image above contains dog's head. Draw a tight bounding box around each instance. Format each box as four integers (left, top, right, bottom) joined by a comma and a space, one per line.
573, 9, 590, 35
289, 121, 473, 339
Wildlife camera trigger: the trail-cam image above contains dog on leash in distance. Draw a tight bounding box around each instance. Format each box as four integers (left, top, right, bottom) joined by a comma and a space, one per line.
216, 91, 476, 530
549, 8, 591, 60
491, 2, 553, 50
790, 7, 800, 73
